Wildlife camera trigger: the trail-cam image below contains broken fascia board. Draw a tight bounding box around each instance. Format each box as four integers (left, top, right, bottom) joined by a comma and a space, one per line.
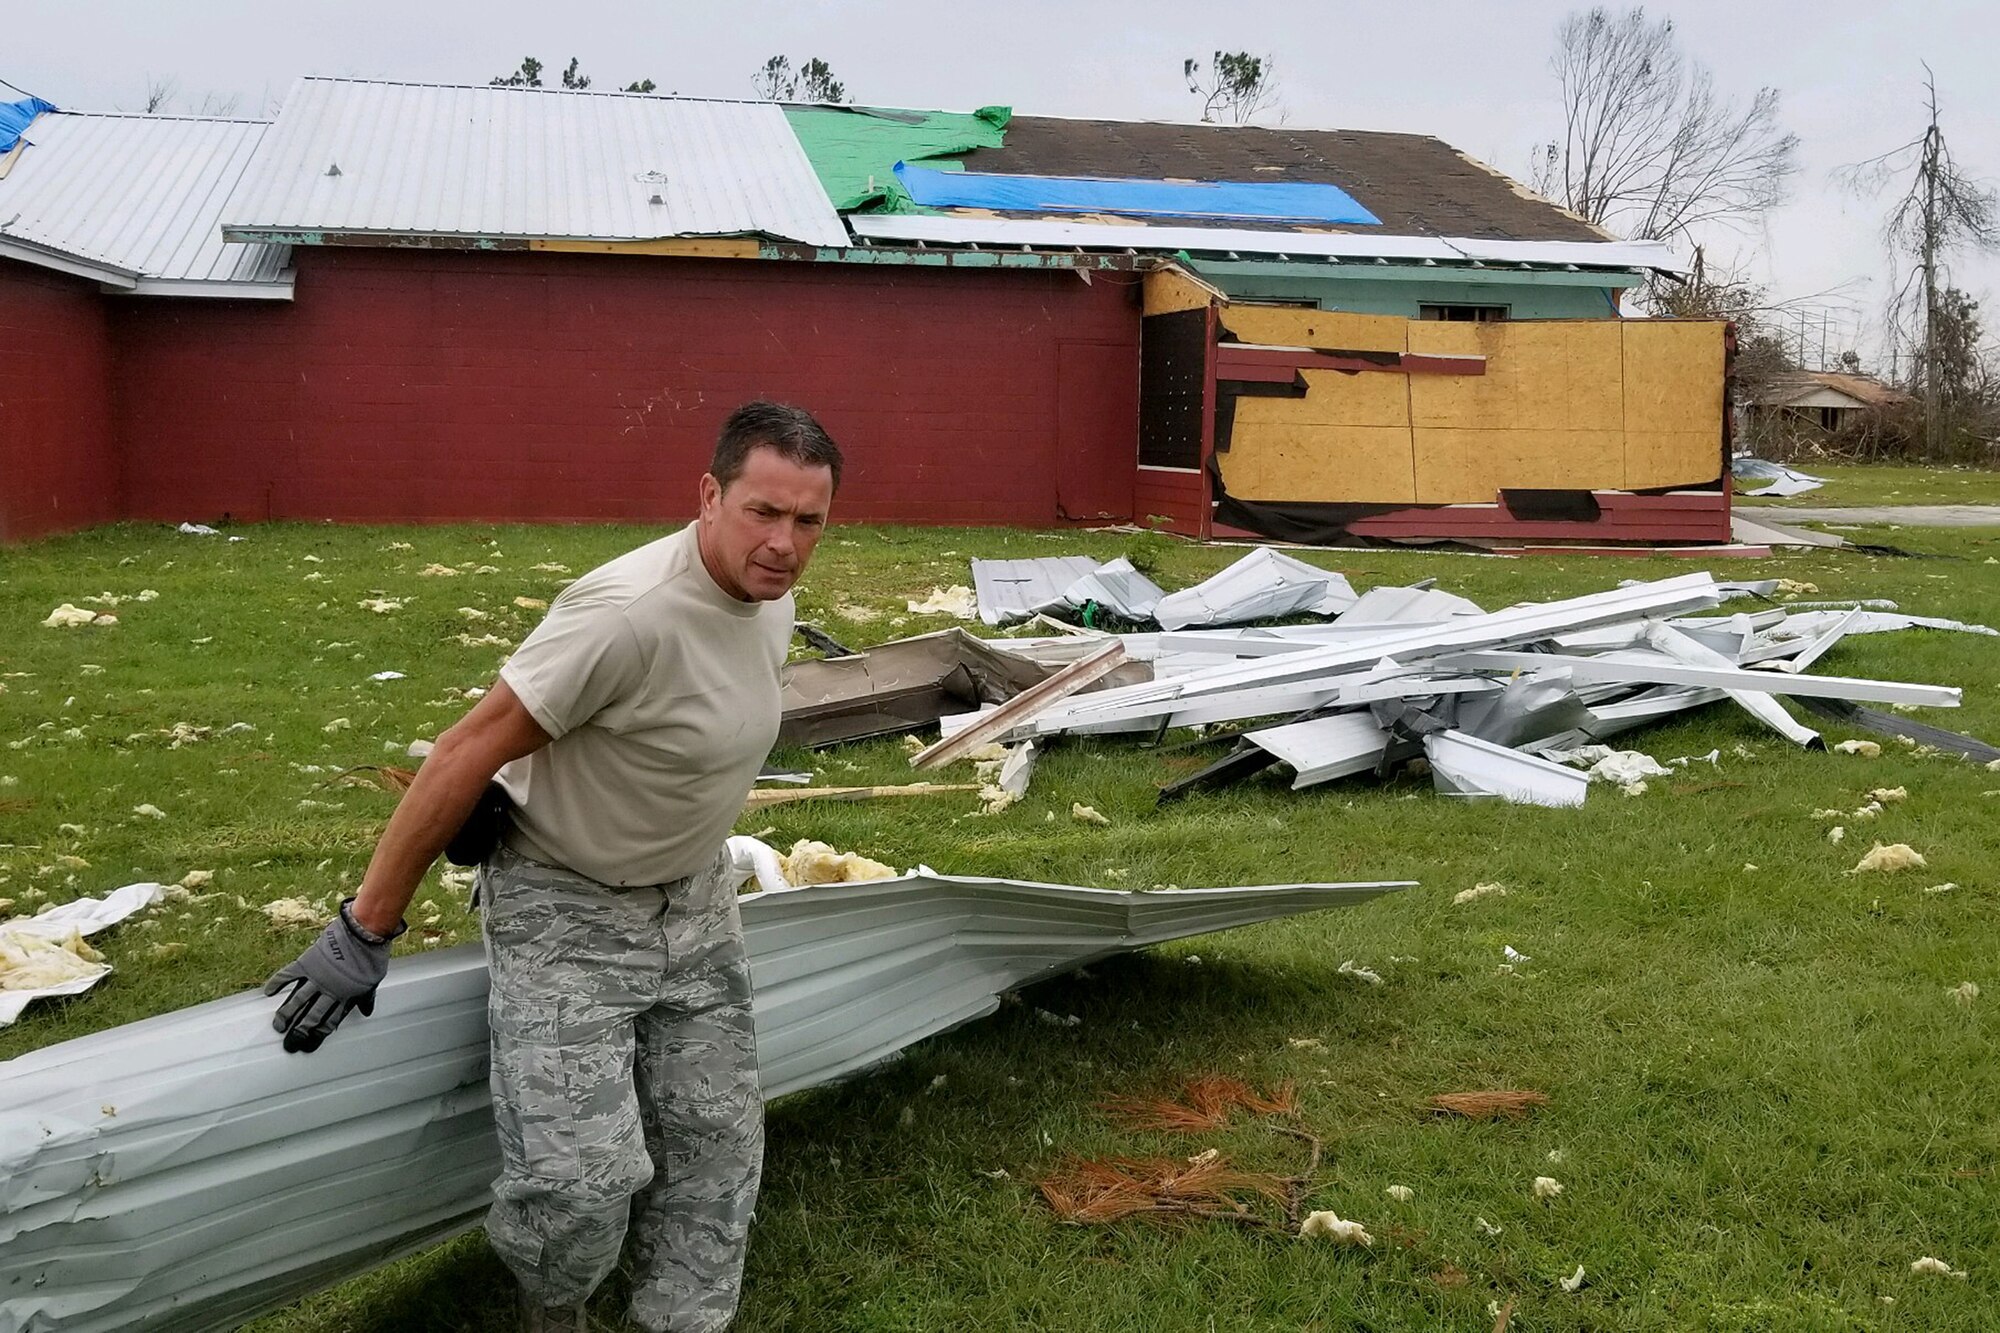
1153, 547, 1357, 632
1640, 623, 1821, 749
1035, 572, 1726, 721
1434, 648, 1960, 710
1063, 557, 1166, 622
971, 556, 1104, 627
0, 872, 1410, 1333
1424, 730, 1590, 808
1245, 712, 1393, 788
912, 640, 1128, 769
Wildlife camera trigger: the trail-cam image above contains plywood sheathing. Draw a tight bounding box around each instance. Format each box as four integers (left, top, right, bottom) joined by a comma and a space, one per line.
1215, 316, 1724, 506
1144, 265, 1225, 317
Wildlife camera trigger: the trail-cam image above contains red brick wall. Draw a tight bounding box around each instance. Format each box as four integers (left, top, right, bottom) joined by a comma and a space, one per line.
0, 258, 117, 542
112, 249, 1144, 527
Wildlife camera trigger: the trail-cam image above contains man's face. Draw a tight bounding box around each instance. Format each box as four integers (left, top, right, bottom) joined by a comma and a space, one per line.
696, 446, 836, 602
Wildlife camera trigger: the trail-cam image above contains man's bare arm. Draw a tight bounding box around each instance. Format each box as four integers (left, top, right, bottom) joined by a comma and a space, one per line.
349, 679, 552, 936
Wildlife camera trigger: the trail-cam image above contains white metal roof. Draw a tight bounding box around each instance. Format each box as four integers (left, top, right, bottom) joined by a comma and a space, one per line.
850, 213, 1680, 272
222, 77, 849, 249
0, 110, 291, 296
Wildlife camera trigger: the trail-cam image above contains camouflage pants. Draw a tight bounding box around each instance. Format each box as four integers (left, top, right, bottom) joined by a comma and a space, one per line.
478, 843, 763, 1333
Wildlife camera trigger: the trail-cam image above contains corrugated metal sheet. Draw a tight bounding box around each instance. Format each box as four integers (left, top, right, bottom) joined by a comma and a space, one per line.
0, 111, 290, 292
850, 213, 1679, 271
222, 78, 849, 249
0, 871, 1406, 1332
970, 556, 1104, 626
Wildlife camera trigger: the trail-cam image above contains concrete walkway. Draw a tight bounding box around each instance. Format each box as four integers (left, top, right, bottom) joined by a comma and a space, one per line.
1755, 504, 2000, 527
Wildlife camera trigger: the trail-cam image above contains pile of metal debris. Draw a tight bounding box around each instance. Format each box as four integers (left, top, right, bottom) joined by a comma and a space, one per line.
788, 554, 1993, 804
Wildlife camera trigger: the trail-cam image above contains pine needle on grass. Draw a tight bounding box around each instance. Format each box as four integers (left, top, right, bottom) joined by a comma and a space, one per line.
1037, 1154, 1291, 1228
1099, 1075, 1297, 1132
1427, 1090, 1549, 1121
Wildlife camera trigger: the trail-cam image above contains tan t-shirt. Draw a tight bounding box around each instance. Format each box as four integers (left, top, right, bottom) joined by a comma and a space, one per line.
496, 523, 791, 886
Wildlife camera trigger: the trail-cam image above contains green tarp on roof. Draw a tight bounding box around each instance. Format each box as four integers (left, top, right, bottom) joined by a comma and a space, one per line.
785, 104, 1010, 213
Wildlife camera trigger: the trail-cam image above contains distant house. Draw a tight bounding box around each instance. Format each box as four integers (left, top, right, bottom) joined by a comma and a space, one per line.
4, 81, 1724, 546
1744, 372, 1911, 439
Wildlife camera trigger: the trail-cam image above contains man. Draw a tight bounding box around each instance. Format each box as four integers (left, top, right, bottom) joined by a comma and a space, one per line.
264, 401, 842, 1333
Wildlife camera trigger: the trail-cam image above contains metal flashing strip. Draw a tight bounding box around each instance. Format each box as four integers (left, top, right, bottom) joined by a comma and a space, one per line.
1641, 623, 1822, 749
0, 872, 1410, 1333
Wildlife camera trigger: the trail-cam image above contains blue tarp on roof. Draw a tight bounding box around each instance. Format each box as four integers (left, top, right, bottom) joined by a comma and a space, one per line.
893, 160, 1380, 226
0, 96, 58, 154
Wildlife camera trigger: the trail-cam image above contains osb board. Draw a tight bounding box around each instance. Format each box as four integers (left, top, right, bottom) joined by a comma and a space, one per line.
1235, 369, 1411, 428
1622, 322, 1725, 485
1412, 427, 1626, 503
1407, 320, 1622, 433
1143, 268, 1218, 316
1623, 321, 1724, 434
1219, 424, 1418, 503
1219, 307, 1407, 353
1625, 432, 1721, 490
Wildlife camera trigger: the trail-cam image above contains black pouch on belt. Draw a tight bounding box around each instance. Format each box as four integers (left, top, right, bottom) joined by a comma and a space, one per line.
445, 781, 513, 870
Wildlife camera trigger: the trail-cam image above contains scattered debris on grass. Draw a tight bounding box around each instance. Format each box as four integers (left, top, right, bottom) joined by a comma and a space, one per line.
418, 564, 458, 577
907, 586, 977, 619
513, 597, 548, 611
1533, 1176, 1565, 1201
1428, 1090, 1549, 1121
1924, 883, 1957, 895
261, 898, 324, 929
1868, 787, 1908, 804
1454, 883, 1507, 905
357, 598, 405, 613
0, 882, 165, 1025
132, 804, 166, 820
1949, 981, 1979, 1007
1474, 1216, 1504, 1236
1299, 1211, 1373, 1245
1338, 959, 1384, 986
1385, 1185, 1414, 1203
1828, 826, 1847, 843
1910, 1256, 1968, 1279
1559, 1265, 1587, 1293
1833, 740, 1882, 757
41, 604, 116, 629
1851, 843, 1926, 873
1071, 802, 1111, 827
777, 839, 898, 886
1039, 1153, 1290, 1227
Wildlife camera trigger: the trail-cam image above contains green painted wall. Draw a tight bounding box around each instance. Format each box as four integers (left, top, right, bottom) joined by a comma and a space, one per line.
1191, 260, 1634, 320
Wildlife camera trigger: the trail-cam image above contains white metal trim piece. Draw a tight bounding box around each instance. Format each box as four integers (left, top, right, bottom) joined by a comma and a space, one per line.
1425, 730, 1591, 807
1434, 649, 1960, 709
1641, 623, 1821, 749
0, 871, 1409, 1333
1245, 713, 1393, 788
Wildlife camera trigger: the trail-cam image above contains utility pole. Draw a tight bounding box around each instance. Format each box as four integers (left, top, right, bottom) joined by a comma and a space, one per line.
1919, 77, 1943, 458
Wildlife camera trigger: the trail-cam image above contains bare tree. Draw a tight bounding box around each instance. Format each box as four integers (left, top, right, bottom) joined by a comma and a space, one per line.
1533, 7, 1797, 245
752, 55, 849, 103
1837, 67, 1999, 459
1182, 51, 1279, 125
142, 75, 176, 113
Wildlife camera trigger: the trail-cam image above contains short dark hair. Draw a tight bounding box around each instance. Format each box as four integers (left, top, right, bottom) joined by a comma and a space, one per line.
710, 401, 843, 493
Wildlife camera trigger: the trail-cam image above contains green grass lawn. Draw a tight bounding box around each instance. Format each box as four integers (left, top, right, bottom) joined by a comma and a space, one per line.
1737, 461, 2000, 509
4, 520, 1999, 1332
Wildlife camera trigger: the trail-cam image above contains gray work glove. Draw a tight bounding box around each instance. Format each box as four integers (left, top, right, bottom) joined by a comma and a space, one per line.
262, 898, 405, 1053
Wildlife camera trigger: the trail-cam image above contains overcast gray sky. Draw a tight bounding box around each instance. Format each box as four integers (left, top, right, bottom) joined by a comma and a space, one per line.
11, 0, 1995, 367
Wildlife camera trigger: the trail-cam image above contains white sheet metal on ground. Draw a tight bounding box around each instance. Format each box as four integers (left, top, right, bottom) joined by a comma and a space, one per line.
970, 556, 1104, 626
1028, 573, 1724, 732
0, 872, 1408, 1333
1435, 649, 1960, 709
1425, 730, 1590, 807
1245, 713, 1392, 788
1062, 557, 1166, 622
1153, 548, 1357, 631
1336, 585, 1485, 625
1580, 685, 1729, 738
1731, 456, 1826, 497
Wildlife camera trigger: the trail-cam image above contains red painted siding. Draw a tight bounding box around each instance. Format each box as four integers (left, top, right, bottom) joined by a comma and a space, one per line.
111, 249, 1143, 528
0, 258, 117, 542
